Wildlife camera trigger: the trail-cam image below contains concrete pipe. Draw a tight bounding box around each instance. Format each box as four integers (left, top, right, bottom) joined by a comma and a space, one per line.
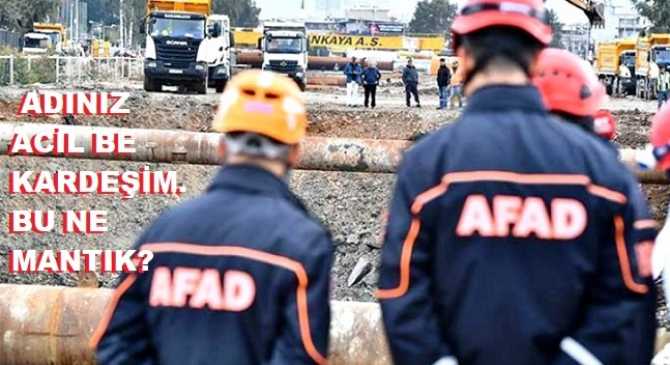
0, 122, 666, 183
0, 284, 390, 365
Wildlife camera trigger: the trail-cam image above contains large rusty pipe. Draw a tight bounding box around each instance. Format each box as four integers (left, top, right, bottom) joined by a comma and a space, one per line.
233, 52, 395, 71
308, 56, 394, 71
0, 284, 389, 365
0, 122, 409, 174
0, 122, 665, 184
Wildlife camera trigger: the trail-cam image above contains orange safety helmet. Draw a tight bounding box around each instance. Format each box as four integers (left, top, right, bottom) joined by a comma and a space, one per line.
451, 0, 552, 49
651, 103, 670, 171
212, 70, 307, 145
532, 48, 607, 118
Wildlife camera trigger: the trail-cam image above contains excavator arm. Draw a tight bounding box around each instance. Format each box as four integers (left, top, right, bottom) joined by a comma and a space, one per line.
564, 0, 605, 25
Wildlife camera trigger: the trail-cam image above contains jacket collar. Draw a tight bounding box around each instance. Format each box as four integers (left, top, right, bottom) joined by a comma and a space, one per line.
464, 84, 546, 114
208, 164, 308, 211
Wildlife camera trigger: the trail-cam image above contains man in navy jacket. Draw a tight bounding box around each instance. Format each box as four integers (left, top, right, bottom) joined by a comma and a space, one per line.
91, 71, 333, 365
377, 1, 656, 364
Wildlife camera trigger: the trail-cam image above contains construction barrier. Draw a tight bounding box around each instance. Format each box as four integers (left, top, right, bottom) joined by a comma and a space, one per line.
0, 284, 390, 365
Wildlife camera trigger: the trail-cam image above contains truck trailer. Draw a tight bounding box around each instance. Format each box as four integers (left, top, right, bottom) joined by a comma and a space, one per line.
22, 23, 65, 54
595, 39, 636, 96
635, 33, 670, 100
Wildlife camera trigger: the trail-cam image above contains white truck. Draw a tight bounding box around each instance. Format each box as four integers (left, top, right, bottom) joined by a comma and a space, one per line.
143, 0, 233, 93
22, 23, 65, 54
260, 22, 308, 90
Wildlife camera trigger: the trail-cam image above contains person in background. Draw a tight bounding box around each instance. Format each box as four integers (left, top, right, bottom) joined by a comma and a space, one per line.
377, 0, 656, 363
657, 66, 670, 109
91, 71, 333, 365
402, 58, 421, 108
344, 56, 363, 107
649, 104, 670, 323
534, 48, 658, 365
436, 58, 451, 110
363, 60, 382, 108
449, 59, 464, 109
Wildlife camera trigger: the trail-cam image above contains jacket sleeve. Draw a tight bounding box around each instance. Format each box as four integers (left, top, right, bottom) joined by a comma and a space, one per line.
402, 68, 409, 84
91, 230, 156, 365
553, 177, 656, 365
377, 155, 455, 365
270, 230, 334, 365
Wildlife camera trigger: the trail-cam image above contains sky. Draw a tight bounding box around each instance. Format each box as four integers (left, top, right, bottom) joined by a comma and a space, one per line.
255, 0, 590, 25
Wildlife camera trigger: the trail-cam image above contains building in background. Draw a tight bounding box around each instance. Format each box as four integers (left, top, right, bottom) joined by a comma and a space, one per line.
311, 0, 345, 19
561, 24, 592, 59
60, 0, 89, 42
591, 0, 649, 42
345, 5, 391, 22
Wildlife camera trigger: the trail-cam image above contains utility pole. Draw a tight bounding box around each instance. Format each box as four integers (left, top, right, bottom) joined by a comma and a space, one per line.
120, 0, 125, 49
75, 0, 79, 42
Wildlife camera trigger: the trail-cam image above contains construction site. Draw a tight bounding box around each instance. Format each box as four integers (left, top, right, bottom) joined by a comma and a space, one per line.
0, 77, 668, 364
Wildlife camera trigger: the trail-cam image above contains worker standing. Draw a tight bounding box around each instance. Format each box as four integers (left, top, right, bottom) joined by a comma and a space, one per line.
90, 70, 333, 365
649, 104, 670, 325
362, 60, 382, 108
377, 1, 655, 365
436, 58, 451, 110
449, 60, 464, 109
533, 48, 658, 365
657, 67, 670, 109
344, 56, 362, 107
402, 58, 421, 108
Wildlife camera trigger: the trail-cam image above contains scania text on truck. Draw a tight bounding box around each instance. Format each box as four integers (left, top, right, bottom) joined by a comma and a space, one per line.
595, 39, 635, 96
260, 22, 308, 90
143, 0, 232, 93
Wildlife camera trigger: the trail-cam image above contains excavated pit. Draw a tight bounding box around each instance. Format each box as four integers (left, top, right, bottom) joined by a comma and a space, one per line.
0, 88, 668, 310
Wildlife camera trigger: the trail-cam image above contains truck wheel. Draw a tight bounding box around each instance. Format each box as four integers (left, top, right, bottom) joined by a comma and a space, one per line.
196, 76, 207, 94
144, 77, 159, 92
215, 80, 227, 93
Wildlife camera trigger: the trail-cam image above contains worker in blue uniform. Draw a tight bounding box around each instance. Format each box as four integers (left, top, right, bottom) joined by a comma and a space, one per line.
90, 70, 333, 365
377, 1, 657, 364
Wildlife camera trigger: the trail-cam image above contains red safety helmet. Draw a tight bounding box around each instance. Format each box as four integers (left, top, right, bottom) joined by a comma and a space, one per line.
532, 48, 607, 118
650, 103, 670, 171
593, 110, 617, 141
451, 0, 553, 48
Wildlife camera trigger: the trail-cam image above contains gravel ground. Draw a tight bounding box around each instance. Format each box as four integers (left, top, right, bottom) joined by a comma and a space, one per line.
0, 154, 394, 302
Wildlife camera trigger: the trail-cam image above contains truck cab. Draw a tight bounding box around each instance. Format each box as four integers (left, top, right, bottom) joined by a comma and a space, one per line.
143, 0, 232, 94
260, 22, 308, 90
22, 23, 64, 54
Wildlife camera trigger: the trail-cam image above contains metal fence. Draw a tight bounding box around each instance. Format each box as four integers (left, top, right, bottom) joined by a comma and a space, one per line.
0, 29, 21, 49
0, 55, 144, 86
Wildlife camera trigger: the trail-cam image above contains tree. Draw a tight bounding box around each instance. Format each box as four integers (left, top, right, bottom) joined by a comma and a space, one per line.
547, 9, 563, 48
213, 0, 260, 27
635, 0, 670, 33
408, 0, 457, 34
0, 0, 59, 32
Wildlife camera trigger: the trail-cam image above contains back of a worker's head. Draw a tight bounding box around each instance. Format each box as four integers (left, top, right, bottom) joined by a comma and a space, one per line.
212, 70, 307, 174
450, 0, 552, 94
532, 48, 611, 138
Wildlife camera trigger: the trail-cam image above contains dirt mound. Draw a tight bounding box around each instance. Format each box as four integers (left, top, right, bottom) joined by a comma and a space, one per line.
613, 110, 653, 149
